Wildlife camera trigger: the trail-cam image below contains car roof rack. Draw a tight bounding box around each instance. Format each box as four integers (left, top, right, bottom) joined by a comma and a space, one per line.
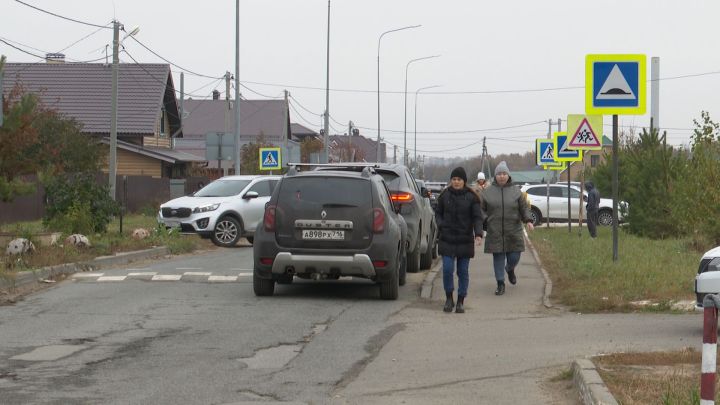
286, 162, 379, 177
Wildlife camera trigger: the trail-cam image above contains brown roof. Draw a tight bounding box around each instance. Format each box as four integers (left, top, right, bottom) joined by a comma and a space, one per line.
2, 62, 180, 136
329, 134, 386, 163
182, 99, 289, 142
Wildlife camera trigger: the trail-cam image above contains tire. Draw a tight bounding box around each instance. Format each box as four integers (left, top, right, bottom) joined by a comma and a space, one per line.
246, 237, 254, 245
398, 244, 407, 287
530, 207, 543, 227
253, 272, 275, 296
211, 216, 242, 247
380, 260, 399, 300
598, 209, 613, 226
420, 234, 433, 270
406, 233, 421, 273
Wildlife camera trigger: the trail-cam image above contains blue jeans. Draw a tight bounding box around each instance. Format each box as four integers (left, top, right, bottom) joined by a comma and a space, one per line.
442, 256, 470, 297
492, 252, 521, 282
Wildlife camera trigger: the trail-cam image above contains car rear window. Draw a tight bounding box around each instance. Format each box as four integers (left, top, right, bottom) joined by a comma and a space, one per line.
378, 171, 403, 191
278, 177, 372, 208
194, 179, 251, 197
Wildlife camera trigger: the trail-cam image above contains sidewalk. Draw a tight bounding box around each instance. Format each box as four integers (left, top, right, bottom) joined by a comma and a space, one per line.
334, 241, 701, 404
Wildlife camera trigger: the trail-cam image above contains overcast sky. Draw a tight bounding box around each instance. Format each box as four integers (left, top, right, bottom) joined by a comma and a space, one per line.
3, 0, 719, 158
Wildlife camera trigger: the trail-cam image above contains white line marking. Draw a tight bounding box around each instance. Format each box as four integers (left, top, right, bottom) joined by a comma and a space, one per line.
73, 273, 104, 278
176, 267, 203, 270
97, 276, 127, 282
127, 272, 157, 276
229, 268, 253, 271
209, 276, 238, 282
151, 275, 182, 281
237, 273, 252, 277
125, 268, 152, 271
183, 272, 212, 276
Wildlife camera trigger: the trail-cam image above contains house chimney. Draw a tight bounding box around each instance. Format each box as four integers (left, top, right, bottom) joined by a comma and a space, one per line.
45, 53, 65, 63
212, 90, 221, 100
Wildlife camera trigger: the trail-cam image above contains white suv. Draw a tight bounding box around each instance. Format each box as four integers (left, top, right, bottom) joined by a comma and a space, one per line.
520, 184, 625, 226
695, 246, 720, 310
158, 175, 281, 247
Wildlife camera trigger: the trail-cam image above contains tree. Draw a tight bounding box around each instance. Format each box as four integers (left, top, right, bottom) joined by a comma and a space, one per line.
240, 133, 276, 174
300, 137, 323, 163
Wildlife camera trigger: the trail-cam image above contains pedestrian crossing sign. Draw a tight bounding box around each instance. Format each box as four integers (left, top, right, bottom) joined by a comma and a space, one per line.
553, 131, 583, 162
536, 139, 561, 166
259, 147, 281, 170
586, 54, 646, 115
567, 114, 603, 150
545, 162, 566, 171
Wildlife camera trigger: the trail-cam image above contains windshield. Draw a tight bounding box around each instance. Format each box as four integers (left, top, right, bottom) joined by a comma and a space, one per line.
378, 171, 402, 191
194, 179, 251, 197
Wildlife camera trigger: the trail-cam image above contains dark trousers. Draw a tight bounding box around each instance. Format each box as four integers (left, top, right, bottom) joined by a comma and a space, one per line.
587, 210, 598, 238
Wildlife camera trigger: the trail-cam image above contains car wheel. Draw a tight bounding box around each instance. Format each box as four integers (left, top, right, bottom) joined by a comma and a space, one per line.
399, 243, 407, 287
253, 272, 275, 296
211, 216, 242, 247
598, 209, 613, 226
420, 234, 433, 270
530, 207, 543, 227
246, 237, 254, 245
380, 258, 399, 300
406, 233, 421, 273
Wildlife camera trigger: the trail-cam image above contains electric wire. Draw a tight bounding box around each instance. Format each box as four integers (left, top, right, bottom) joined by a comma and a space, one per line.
127, 37, 223, 79
13, 0, 111, 29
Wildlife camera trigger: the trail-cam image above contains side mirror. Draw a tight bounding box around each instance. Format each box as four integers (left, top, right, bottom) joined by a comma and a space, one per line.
420, 187, 430, 198
243, 191, 259, 200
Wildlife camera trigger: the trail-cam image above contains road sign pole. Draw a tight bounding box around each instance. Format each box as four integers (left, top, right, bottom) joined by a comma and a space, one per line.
612, 114, 619, 262
546, 119, 551, 228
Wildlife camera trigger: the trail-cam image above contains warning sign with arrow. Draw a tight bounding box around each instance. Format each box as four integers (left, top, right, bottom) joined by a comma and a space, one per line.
567, 114, 603, 150
259, 147, 281, 171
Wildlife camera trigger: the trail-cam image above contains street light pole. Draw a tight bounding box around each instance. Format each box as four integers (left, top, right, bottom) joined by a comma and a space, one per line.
376, 24, 421, 162
414, 85, 440, 173
403, 55, 439, 166
234, 0, 241, 174
109, 20, 120, 200
323, 0, 331, 164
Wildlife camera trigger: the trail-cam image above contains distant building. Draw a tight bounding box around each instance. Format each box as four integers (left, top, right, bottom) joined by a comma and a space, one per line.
328, 132, 387, 163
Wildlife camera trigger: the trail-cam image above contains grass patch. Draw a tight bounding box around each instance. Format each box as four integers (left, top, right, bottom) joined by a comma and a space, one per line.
593, 349, 714, 404
550, 367, 574, 382
1, 214, 213, 276
528, 227, 700, 312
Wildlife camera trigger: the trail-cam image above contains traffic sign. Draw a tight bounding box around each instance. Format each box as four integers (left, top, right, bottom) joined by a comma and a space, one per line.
567, 114, 603, 150
545, 162, 566, 171
553, 132, 583, 162
536, 139, 561, 166
586, 54, 646, 115
259, 147, 281, 171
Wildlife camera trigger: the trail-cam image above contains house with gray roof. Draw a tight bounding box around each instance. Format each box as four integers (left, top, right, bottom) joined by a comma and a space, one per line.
2, 61, 201, 178
329, 132, 386, 163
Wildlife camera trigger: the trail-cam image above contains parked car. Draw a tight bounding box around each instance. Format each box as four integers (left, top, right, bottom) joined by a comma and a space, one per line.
423, 181, 447, 212
695, 246, 720, 310
520, 183, 625, 226
158, 175, 281, 247
252, 165, 407, 300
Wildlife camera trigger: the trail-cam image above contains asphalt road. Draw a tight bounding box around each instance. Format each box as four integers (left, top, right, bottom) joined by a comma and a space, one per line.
0, 246, 427, 405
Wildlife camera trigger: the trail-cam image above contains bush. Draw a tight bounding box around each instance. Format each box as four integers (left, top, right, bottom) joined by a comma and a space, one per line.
43, 173, 119, 234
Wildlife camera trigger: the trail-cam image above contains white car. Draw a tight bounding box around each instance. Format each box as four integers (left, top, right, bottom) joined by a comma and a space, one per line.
520, 184, 625, 226
695, 246, 720, 310
158, 175, 281, 247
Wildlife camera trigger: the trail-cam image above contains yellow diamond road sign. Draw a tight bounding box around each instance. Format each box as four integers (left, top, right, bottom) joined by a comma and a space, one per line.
586, 54, 646, 115
567, 114, 603, 150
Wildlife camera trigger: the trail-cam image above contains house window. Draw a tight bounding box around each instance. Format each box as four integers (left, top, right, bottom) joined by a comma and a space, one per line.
591, 155, 600, 167
160, 107, 166, 137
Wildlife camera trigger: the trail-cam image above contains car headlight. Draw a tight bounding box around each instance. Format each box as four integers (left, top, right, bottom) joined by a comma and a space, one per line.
193, 203, 220, 213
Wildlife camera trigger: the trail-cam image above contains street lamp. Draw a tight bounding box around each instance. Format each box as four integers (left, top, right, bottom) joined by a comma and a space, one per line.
376, 24, 421, 162
414, 85, 440, 172
404, 55, 439, 165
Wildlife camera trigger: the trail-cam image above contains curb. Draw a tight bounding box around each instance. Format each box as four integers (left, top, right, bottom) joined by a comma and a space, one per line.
524, 231, 553, 308
572, 359, 619, 405
420, 259, 442, 299
1, 246, 170, 290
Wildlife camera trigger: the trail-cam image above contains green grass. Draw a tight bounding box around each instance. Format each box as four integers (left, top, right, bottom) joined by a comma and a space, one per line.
528, 227, 700, 312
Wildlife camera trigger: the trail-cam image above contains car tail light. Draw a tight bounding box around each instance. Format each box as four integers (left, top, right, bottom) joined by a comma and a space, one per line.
391, 192, 414, 203
372, 208, 385, 233
372, 260, 388, 268
259, 257, 274, 265
263, 205, 276, 232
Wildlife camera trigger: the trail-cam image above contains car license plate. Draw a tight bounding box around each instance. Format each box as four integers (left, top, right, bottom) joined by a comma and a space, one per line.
302, 230, 345, 240
164, 221, 180, 228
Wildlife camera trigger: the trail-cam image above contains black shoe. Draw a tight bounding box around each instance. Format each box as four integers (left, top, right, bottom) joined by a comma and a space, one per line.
507, 269, 517, 285
443, 292, 455, 312
455, 296, 465, 313
494, 282, 505, 296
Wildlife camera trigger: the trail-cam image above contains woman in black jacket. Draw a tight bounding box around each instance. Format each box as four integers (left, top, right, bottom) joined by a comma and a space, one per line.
434, 167, 486, 313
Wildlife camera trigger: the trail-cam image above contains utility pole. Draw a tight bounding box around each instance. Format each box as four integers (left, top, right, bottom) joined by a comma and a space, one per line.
323, 0, 331, 164
178, 72, 184, 142
224, 71, 232, 175
393, 145, 398, 164
234, 0, 241, 175
283, 89, 289, 163
348, 120, 353, 162
0, 56, 5, 127
478, 137, 491, 179
545, 118, 562, 228
109, 20, 120, 200
651, 56, 660, 132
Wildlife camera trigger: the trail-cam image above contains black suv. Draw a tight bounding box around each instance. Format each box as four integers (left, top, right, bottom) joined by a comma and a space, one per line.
253, 165, 407, 300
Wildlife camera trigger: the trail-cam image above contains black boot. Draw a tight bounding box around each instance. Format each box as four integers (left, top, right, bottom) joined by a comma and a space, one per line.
455, 296, 465, 313
494, 281, 505, 296
443, 292, 455, 312
507, 268, 517, 285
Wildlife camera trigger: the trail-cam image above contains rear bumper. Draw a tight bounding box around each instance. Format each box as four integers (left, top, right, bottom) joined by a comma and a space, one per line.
270, 252, 376, 277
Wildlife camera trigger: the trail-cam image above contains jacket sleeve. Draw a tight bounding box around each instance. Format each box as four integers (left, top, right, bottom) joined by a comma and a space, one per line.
518, 190, 533, 224
435, 190, 446, 229
472, 195, 486, 236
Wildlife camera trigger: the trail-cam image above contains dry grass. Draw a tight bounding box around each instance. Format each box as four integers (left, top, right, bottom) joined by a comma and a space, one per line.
593, 348, 713, 404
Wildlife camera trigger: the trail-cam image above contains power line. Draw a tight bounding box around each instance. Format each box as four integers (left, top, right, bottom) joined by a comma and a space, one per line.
127, 37, 223, 79
13, 0, 111, 29
239, 83, 284, 99
0, 36, 111, 63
